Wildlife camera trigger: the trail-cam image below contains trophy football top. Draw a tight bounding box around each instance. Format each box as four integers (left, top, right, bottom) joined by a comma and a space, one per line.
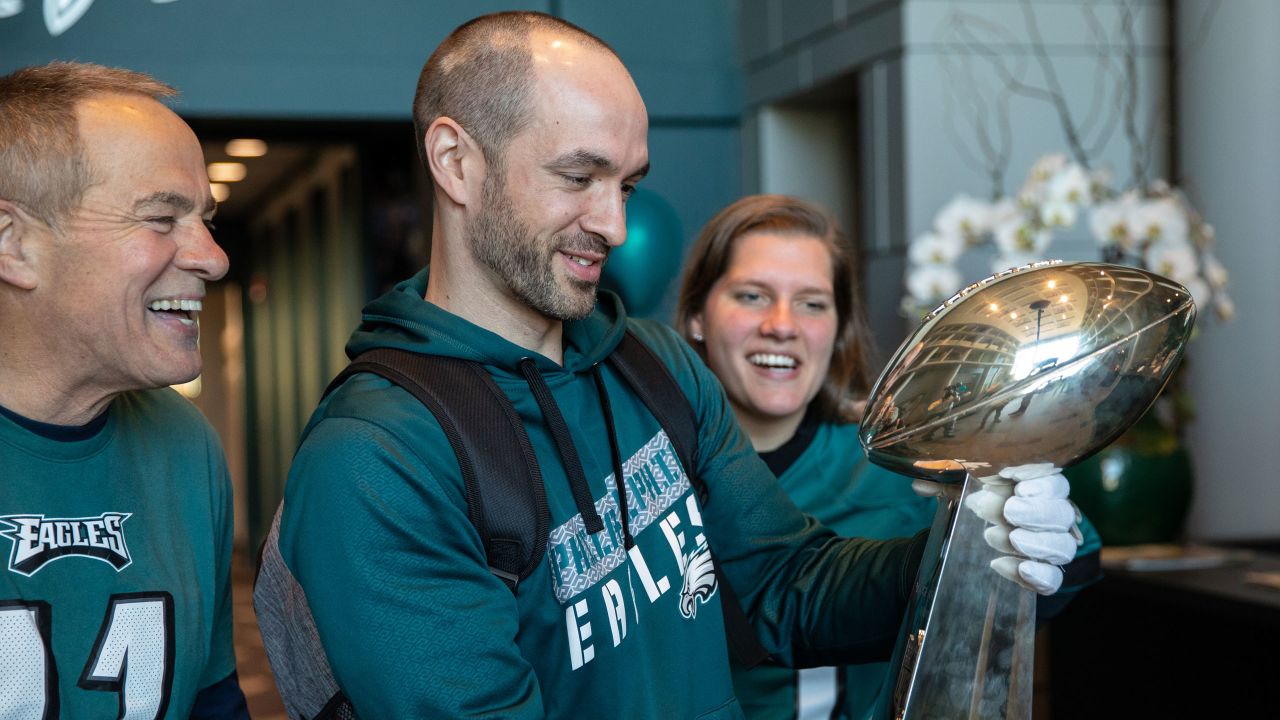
860, 261, 1196, 481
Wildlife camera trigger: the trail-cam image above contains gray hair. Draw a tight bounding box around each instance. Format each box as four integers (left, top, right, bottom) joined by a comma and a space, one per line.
0, 61, 176, 227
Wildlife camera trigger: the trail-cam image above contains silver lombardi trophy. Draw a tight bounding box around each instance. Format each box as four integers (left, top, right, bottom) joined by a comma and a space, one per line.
861, 261, 1196, 719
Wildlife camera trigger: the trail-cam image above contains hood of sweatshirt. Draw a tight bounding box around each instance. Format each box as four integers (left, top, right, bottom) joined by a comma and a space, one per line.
346, 267, 628, 375
343, 265, 644, 563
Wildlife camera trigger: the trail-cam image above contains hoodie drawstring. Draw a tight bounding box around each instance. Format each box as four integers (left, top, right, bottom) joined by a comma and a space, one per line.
518, 358, 604, 534
515, 358, 635, 550
592, 365, 635, 550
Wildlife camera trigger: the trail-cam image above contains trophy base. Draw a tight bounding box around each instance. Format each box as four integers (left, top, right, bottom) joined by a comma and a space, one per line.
877, 473, 1037, 720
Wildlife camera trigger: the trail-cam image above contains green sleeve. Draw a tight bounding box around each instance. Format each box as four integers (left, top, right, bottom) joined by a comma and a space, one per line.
201, 424, 239, 689
279, 411, 546, 718
1075, 511, 1103, 559
1038, 509, 1103, 622
630, 321, 924, 667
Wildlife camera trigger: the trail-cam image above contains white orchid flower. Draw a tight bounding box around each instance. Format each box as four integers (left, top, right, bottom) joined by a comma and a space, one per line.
1047, 163, 1092, 206
994, 217, 1051, 256
1017, 183, 1045, 206
906, 264, 964, 305
1029, 154, 1069, 183
1089, 199, 1136, 250
908, 231, 965, 265
902, 153, 1232, 327
1202, 252, 1229, 289
934, 194, 992, 243
989, 198, 1023, 227
1127, 197, 1189, 245
1039, 199, 1078, 228
1145, 240, 1199, 282
1088, 215, 1124, 248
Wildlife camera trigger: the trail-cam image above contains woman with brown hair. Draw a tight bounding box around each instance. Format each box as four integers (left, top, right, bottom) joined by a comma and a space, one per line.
676, 194, 1100, 720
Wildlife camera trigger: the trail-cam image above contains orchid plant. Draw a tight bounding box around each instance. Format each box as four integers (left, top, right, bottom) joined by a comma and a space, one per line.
907, 2, 1230, 333
902, 153, 1233, 324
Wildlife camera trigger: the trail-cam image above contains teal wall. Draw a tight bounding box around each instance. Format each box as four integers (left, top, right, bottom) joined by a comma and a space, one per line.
3, 1, 744, 547
0, 1, 739, 118
0, 0, 743, 300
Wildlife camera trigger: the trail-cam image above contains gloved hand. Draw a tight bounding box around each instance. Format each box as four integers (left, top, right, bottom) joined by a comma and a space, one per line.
965, 463, 1082, 595
910, 478, 962, 501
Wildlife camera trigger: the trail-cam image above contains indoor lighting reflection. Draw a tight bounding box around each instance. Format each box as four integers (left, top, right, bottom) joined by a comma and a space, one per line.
226, 138, 268, 157
207, 162, 247, 182
1011, 336, 1080, 381
210, 183, 230, 202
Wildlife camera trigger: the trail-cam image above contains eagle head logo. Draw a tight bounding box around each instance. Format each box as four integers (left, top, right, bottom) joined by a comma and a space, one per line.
679, 544, 718, 619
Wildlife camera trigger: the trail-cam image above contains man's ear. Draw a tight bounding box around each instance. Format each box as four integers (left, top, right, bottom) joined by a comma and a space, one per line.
0, 201, 42, 291
425, 117, 486, 208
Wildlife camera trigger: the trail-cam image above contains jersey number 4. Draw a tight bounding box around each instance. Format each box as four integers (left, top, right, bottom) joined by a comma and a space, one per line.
1, 592, 174, 720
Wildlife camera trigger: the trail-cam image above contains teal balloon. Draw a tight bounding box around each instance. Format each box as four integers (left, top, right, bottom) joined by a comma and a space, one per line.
602, 187, 684, 315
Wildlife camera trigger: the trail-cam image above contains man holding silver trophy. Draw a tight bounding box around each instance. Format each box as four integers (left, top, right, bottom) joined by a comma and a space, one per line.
255, 15, 1168, 717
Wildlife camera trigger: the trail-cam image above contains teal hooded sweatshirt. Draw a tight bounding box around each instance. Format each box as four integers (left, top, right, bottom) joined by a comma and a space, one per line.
277, 270, 922, 719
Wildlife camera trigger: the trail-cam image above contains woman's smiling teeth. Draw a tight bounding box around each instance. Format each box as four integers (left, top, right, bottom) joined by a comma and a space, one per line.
749, 353, 798, 369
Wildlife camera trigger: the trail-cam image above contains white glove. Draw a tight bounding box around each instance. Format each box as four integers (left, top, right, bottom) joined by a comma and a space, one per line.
966, 465, 1083, 596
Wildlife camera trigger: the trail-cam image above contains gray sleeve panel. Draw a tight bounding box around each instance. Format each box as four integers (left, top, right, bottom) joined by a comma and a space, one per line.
253, 505, 356, 720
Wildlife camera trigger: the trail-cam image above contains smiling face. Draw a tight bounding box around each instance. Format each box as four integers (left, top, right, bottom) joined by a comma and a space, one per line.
32, 93, 227, 397
467, 33, 649, 321
690, 232, 839, 448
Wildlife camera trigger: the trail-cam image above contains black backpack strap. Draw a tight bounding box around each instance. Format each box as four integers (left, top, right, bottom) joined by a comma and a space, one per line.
607, 330, 770, 668
329, 348, 548, 589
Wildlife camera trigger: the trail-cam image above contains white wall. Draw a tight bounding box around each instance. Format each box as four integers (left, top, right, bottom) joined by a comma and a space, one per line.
901, 0, 1169, 279
757, 106, 859, 236
742, 0, 1169, 359
1177, 0, 1280, 541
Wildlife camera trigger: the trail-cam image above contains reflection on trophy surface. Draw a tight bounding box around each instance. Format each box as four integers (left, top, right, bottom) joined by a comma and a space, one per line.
861, 261, 1195, 719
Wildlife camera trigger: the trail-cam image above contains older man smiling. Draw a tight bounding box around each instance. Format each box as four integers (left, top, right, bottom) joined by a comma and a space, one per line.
0, 61, 248, 718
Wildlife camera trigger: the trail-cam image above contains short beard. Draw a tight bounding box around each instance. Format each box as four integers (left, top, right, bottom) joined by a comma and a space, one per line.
468, 172, 604, 321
